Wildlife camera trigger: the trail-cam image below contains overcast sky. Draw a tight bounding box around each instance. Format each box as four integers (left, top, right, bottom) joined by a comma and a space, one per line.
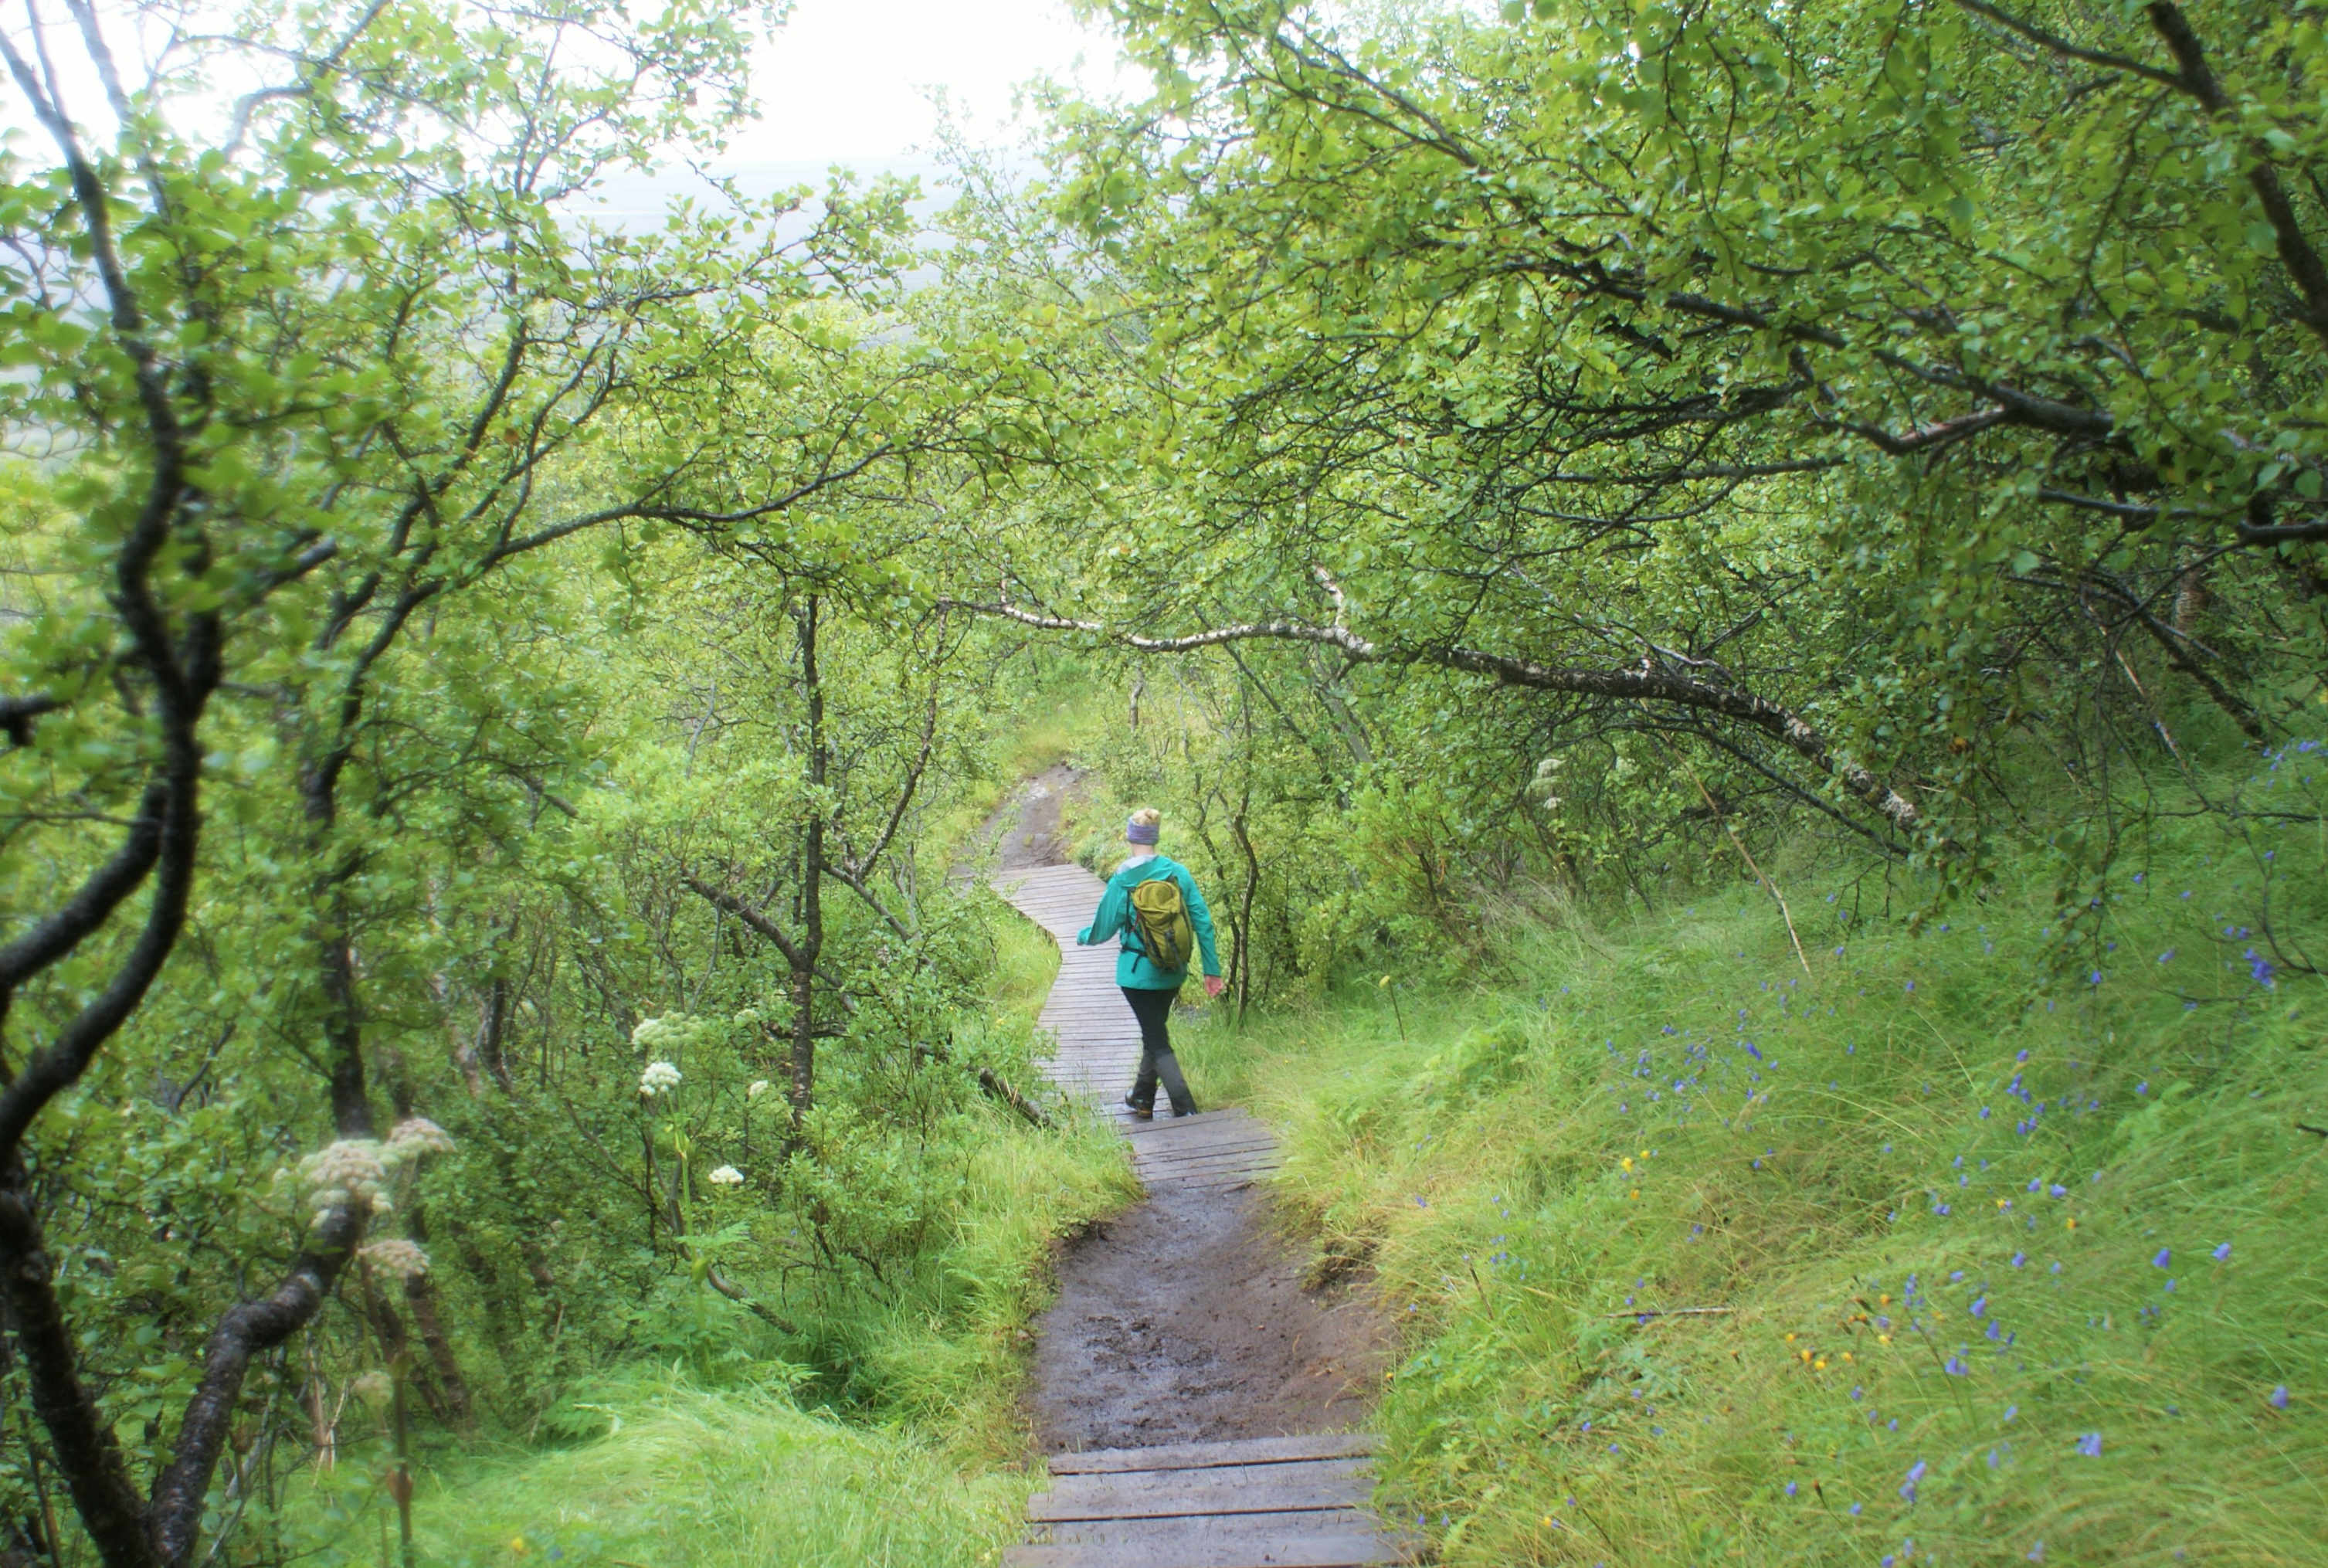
0, 0, 1133, 170
0, 0, 1140, 227
566, 0, 1140, 225
740, 0, 1134, 167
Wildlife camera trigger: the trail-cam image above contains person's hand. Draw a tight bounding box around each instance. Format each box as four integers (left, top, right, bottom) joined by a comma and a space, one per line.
1203, 975, 1226, 999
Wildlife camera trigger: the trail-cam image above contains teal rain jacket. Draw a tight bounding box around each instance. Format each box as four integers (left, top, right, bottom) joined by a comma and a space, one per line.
1076, 853, 1223, 989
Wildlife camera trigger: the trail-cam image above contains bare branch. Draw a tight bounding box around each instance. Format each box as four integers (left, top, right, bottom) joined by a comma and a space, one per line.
1951, 0, 2185, 88
2146, 2, 2328, 348
680, 874, 807, 969
951, 602, 1922, 835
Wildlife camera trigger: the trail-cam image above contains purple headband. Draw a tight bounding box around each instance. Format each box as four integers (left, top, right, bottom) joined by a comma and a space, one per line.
1126, 817, 1159, 844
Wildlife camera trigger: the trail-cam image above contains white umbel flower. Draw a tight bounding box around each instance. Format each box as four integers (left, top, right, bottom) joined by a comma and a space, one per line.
298, 1139, 388, 1218
387, 1117, 455, 1157
707, 1165, 745, 1186
747, 1080, 772, 1100
639, 1061, 681, 1096
359, 1238, 431, 1279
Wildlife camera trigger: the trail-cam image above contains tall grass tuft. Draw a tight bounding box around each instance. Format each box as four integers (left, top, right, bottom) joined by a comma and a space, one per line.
295, 1373, 1029, 1568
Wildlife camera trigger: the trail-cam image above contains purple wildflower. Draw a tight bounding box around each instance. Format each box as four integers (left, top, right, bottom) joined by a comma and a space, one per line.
2075, 1431, 2102, 1458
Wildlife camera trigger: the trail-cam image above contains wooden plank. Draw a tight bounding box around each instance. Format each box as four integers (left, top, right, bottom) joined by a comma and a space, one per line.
1125, 1123, 1275, 1149
1038, 1508, 1383, 1542
1029, 1479, 1373, 1524
1038, 1458, 1371, 1502
1131, 1135, 1281, 1162
1130, 1127, 1279, 1151
1049, 1434, 1379, 1475
1140, 1152, 1280, 1170
1135, 1152, 1284, 1177
1005, 1532, 1408, 1567
1031, 1458, 1373, 1521
1033, 1508, 1405, 1550
1122, 1111, 1262, 1132
1132, 1132, 1280, 1156
1128, 1142, 1278, 1161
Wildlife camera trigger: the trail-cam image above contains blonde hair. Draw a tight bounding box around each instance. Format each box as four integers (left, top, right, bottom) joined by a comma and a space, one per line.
1129, 807, 1162, 829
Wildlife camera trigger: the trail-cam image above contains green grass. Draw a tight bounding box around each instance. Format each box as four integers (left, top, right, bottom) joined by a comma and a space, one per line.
978, 886, 1064, 1032
277, 1101, 1135, 1568
1175, 833, 2327, 1566
793, 1095, 1137, 1448
289, 1374, 1028, 1568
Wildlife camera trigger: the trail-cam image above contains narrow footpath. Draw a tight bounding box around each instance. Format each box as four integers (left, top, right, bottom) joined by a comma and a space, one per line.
990, 809, 1409, 1568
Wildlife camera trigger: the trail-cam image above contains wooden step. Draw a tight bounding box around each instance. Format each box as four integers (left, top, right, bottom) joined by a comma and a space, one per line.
1050, 1434, 1380, 1475
1005, 1525, 1403, 1567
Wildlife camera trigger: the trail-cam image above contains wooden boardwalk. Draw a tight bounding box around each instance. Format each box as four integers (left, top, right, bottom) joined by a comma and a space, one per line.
1009, 1434, 1398, 1568
991, 864, 1407, 1568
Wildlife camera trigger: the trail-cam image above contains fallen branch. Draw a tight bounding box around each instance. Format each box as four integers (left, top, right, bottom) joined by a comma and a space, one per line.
913, 1039, 1052, 1130
1692, 776, 1814, 979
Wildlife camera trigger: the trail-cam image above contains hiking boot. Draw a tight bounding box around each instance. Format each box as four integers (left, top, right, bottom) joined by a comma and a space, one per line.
1122, 1093, 1153, 1122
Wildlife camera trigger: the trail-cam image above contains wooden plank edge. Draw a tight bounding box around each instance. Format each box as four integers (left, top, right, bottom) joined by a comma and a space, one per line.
1048, 1434, 1380, 1475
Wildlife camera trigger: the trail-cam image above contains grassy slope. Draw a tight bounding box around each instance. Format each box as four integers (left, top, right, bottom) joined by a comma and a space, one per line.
379, 1380, 1024, 1568
1175, 842, 2326, 1566
283, 1105, 1130, 1568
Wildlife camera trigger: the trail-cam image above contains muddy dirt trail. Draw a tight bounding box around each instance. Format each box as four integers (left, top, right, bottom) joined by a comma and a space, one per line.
1030, 1181, 1387, 1450
960, 762, 1087, 875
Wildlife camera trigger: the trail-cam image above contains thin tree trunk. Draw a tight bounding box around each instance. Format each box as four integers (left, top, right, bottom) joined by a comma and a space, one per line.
399, 1204, 473, 1430
788, 596, 826, 1147
1231, 799, 1261, 1021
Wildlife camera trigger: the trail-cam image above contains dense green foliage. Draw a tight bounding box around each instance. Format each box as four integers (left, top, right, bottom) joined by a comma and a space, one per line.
2, 0, 2323, 1563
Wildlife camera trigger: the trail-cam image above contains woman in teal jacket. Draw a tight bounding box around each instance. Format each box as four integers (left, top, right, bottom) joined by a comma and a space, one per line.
1076, 807, 1223, 1118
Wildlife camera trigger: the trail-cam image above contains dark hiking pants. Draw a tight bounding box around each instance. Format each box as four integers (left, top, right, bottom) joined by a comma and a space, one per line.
1122, 984, 1196, 1116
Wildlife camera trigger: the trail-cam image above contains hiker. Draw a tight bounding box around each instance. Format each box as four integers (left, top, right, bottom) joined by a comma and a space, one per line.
1076, 807, 1223, 1119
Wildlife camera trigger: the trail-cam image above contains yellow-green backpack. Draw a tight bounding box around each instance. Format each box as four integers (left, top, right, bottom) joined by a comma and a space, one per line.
1128, 877, 1194, 972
